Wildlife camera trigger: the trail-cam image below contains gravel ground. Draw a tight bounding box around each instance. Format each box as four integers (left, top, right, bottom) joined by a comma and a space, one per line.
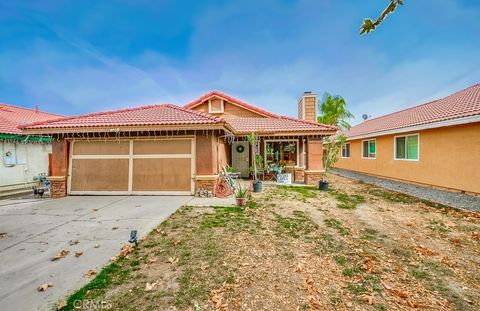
333, 169, 480, 212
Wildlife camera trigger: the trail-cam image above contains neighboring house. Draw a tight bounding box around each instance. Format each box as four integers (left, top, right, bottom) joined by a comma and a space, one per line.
20, 91, 336, 198
335, 83, 480, 194
0, 104, 63, 194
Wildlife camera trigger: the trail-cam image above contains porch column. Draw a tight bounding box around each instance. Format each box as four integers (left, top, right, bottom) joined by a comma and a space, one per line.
48, 138, 69, 198
304, 137, 324, 185
195, 132, 218, 196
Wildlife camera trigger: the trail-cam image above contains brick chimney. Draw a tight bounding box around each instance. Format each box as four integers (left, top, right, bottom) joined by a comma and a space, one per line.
298, 91, 318, 123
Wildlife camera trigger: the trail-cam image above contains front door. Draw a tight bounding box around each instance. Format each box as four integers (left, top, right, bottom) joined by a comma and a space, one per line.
232, 141, 250, 178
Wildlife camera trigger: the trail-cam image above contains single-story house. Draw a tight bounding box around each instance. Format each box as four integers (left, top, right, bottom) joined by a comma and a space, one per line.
0, 103, 62, 194
20, 91, 336, 198
335, 83, 480, 194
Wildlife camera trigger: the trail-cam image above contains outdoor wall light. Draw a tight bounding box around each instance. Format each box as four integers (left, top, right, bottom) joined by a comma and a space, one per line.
128, 230, 138, 246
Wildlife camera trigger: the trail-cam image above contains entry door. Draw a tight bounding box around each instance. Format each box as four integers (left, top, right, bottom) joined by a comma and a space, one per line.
232, 141, 250, 177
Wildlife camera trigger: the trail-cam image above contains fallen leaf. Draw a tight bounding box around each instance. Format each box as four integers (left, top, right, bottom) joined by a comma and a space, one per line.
145, 281, 158, 292
155, 228, 166, 235
74, 252, 83, 257
148, 257, 158, 264
37, 283, 53, 291
360, 294, 375, 305
57, 300, 67, 310
84, 269, 97, 277
119, 245, 133, 257
166, 257, 179, 264
69, 240, 79, 246
173, 239, 182, 246
112, 226, 119, 230
51, 249, 70, 261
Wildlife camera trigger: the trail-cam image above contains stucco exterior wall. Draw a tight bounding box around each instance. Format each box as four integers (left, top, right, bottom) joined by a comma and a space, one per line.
335, 123, 480, 194
191, 100, 265, 118
0, 141, 51, 190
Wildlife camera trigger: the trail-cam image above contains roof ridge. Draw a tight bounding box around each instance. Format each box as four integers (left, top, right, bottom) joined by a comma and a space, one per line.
19, 103, 172, 129
0, 102, 63, 117
277, 114, 338, 130
357, 83, 480, 125
184, 90, 279, 118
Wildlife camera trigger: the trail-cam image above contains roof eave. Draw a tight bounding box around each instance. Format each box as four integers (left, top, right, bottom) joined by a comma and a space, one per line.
344, 114, 480, 141
20, 123, 229, 135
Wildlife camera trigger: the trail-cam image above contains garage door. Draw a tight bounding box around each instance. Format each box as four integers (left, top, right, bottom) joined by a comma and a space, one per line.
68, 138, 195, 195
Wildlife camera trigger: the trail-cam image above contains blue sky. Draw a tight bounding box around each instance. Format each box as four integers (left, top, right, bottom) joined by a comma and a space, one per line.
1, 0, 479, 124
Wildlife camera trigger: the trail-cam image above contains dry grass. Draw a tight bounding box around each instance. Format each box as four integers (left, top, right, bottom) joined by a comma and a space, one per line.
60, 174, 480, 311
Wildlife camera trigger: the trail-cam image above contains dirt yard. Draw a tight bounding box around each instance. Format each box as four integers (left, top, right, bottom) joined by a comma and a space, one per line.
60, 174, 480, 311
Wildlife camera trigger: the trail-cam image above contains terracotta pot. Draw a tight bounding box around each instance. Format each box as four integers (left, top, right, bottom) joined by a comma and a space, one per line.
236, 197, 247, 207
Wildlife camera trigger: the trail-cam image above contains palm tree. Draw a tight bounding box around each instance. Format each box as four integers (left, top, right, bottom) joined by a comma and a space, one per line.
317, 93, 354, 130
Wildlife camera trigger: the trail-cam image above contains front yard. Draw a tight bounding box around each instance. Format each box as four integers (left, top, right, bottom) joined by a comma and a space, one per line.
61, 174, 480, 310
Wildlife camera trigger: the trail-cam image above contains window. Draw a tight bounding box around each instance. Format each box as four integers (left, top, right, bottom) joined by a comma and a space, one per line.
362, 139, 376, 159
341, 143, 350, 158
208, 98, 224, 113
265, 140, 298, 166
395, 134, 419, 160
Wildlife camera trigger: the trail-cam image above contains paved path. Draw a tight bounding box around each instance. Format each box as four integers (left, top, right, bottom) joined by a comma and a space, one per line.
334, 169, 480, 212
0, 195, 191, 311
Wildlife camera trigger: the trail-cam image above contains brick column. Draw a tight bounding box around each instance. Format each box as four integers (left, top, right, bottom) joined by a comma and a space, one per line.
48, 176, 67, 198
304, 137, 324, 185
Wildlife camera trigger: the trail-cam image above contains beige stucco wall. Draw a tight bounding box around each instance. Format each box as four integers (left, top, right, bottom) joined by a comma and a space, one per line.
335, 123, 480, 194
0, 142, 51, 190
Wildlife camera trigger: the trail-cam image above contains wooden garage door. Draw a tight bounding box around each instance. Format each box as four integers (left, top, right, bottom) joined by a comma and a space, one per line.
69, 138, 194, 195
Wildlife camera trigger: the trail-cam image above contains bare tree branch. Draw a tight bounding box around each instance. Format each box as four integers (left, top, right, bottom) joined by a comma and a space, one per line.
360, 0, 403, 35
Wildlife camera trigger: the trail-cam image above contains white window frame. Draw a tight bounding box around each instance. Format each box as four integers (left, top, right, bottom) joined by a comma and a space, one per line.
264, 139, 300, 168
394, 133, 420, 161
208, 99, 224, 113
341, 143, 351, 158
361, 139, 376, 159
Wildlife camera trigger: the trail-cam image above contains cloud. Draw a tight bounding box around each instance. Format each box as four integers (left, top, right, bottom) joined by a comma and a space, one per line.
0, 0, 479, 121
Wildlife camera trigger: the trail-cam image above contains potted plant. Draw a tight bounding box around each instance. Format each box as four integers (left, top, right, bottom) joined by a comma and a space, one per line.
247, 133, 263, 192
235, 183, 249, 206
321, 134, 346, 191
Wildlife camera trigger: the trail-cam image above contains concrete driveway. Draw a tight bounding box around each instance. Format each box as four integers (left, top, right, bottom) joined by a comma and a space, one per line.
0, 195, 191, 311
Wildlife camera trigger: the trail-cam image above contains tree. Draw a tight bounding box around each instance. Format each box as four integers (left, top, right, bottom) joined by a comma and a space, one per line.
360, 0, 404, 34
317, 93, 354, 130
322, 135, 347, 182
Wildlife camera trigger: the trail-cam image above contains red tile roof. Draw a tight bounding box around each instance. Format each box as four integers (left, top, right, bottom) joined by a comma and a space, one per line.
0, 103, 62, 135
184, 90, 279, 118
21, 104, 223, 130
21, 92, 336, 135
226, 117, 336, 134
342, 83, 480, 138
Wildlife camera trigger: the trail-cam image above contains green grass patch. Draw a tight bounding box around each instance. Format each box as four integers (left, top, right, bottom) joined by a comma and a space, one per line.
316, 233, 343, 254
328, 189, 365, 209
275, 210, 318, 238
361, 228, 378, 240
59, 257, 130, 311
278, 185, 318, 199
411, 268, 430, 280
324, 218, 350, 236
200, 206, 253, 231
